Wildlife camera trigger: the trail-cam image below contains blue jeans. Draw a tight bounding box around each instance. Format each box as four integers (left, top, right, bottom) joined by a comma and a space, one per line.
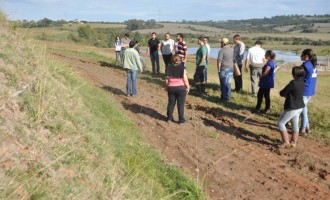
278, 108, 303, 132
126, 69, 138, 96
219, 68, 233, 100
203, 65, 208, 83
300, 96, 312, 130
150, 51, 160, 74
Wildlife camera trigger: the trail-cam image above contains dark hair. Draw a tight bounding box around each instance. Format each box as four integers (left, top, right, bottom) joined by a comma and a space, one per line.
198, 36, 204, 41
152, 32, 156, 35
172, 54, 181, 65
125, 33, 129, 37
115, 35, 120, 40
255, 40, 262, 45
301, 49, 317, 67
265, 50, 276, 60
129, 41, 136, 48
177, 33, 184, 39
203, 36, 209, 40
233, 34, 240, 39
292, 66, 306, 78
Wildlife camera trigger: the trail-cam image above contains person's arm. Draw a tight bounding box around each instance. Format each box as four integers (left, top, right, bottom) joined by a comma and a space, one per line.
279, 80, 294, 97
183, 69, 190, 94
135, 51, 143, 73
217, 50, 223, 72
165, 78, 169, 86
198, 47, 207, 66
183, 43, 188, 62
260, 66, 271, 79
244, 59, 249, 72
157, 40, 161, 51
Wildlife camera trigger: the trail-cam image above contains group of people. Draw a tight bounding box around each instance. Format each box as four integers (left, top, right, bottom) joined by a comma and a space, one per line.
115, 32, 318, 148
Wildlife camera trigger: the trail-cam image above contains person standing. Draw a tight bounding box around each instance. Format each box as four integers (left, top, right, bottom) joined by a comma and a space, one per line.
277, 66, 306, 147
244, 41, 265, 97
255, 50, 276, 113
120, 33, 131, 65
233, 34, 245, 93
166, 54, 190, 124
147, 32, 161, 74
299, 49, 318, 136
124, 41, 143, 97
161, 32, 175, 70
203, 36, 211, 86
194, 37, 207, 95
175, 33, 188, 66
217, 38, 234, 101
114, 35, 121, 66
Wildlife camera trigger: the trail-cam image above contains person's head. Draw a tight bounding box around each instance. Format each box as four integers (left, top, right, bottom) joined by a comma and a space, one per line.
115, 35, 120, 40
292, 66, 306, 79
171, 54, 181, 65
255, 40, 262, 46
198, 36, 204, 45
135, 41, 139, 45
233, 34, 241, 44
129, 41, 136, 48
265, 50, 276, 60
301, 48, 317, 67
151, 32, 157, 39
165, 32, 170, 40
124, 33, 129, 38
176, 33, 184, 41
203, 36, 209, 44
220, 37, 229, 47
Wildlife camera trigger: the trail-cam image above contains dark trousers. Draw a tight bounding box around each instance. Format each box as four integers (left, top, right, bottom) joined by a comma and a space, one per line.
150, 51, 160, 74
234, 64, 243, 91
194, 65, 206, 93
162, 53, 172, 69
167, 86, 186, 123
256, 88, 271, 110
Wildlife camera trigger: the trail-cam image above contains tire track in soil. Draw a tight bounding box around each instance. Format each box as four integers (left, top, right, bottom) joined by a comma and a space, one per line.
52, 52, 330, 200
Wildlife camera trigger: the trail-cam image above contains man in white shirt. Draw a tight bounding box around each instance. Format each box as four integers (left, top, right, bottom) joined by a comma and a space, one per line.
203, 37, 210, 85
244, 41, 265, 97
161, 32, 175, 69
233, 35, 245, 93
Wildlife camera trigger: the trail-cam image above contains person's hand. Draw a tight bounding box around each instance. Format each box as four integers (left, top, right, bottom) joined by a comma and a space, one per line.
244, 67, 248, 73
186, 87, 190, 94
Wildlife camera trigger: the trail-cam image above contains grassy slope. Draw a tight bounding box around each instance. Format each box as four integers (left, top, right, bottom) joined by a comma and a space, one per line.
0, 14, 207, 199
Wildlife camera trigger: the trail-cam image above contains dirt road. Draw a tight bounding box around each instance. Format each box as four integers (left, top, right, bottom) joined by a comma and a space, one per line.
52, 52, 330, 200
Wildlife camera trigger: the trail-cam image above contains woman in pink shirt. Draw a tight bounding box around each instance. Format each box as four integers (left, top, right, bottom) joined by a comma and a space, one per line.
166, 54, 190, 124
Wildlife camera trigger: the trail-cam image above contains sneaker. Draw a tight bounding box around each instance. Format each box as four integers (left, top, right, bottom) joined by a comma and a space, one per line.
262, 109, 270, 114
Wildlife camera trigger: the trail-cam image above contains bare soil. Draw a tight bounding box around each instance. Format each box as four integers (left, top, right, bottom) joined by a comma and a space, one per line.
52, 52, 330, 200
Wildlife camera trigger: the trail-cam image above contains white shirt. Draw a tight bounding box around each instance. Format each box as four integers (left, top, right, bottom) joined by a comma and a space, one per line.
161, 39, 175, 55
205, 43, 211, 58
246, 45, 265, 64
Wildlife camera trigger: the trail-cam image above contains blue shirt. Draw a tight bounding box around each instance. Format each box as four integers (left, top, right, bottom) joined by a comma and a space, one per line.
259, 60, 275, 89
302, 60, 317, 96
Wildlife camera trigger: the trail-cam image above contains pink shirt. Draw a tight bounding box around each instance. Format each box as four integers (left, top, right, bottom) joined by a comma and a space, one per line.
167, 69, 186, 87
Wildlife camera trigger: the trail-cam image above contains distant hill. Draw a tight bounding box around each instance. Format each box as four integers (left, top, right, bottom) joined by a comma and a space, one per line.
179, 14, 330, 33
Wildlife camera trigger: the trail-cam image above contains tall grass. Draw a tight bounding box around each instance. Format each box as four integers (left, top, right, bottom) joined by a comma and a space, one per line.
0, 12, 207, 200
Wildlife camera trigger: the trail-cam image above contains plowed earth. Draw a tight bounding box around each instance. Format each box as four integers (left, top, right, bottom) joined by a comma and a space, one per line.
52, 52, 330, 200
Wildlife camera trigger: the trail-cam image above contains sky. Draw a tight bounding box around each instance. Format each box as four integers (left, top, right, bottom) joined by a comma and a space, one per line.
1, 0, 330, 22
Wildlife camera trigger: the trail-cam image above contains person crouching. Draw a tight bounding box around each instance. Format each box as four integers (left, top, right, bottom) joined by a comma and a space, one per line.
166, 54, 190, 124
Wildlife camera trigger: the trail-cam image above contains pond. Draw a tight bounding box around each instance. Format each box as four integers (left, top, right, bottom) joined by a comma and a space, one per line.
187, 47, 328, 65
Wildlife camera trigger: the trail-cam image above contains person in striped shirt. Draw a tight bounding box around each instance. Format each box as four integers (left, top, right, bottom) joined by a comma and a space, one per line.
175, 33, 188, 66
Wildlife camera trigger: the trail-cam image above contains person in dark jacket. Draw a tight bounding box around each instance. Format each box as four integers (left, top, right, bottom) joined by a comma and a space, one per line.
277, 66, 306, 148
